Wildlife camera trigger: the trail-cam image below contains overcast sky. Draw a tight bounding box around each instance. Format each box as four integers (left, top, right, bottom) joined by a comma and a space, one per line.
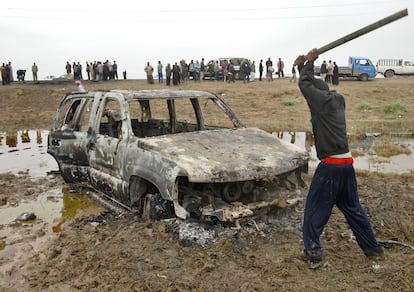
1, 0, 412, 79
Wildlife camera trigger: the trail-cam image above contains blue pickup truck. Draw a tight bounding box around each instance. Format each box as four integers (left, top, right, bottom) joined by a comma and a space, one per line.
316, 57, 376, 81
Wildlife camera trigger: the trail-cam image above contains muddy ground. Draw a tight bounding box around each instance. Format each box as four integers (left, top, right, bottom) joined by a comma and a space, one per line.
0, 78, 414, 291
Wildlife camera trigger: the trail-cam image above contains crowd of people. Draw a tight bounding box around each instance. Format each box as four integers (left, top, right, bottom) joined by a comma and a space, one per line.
1, 62, 13, 85
1, 57, 339, 86
1, 59, 125, 84
0, 61, 38, 83
1, 61, 34, 84
142, 57, 291, 85
65, 60, 122, 81
319, 59, 339, 85
147, 56, 341, 87
144, 59, 217, 85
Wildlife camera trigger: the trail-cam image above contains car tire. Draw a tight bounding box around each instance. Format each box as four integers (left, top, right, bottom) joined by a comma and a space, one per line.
384, 70, 394, 78
141, 193, 174, 220
359, 73, 369, 81
57, 162, 76, 183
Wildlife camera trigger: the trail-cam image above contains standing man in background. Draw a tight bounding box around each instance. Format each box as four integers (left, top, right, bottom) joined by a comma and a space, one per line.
289, 63, 297, 83
277, 57, 285, 78
157, 61, 163, 84
200, 58, 205, 81
326, 60, 333, 83
165, 63, 172, 86
320, 60, 327, 82
66, 61, 72, 79
86, 62, 91, 80
8, 62, 13, 82
259, 59, 264, 81
266, 57, 273, 81
32, 62, 38, 81
145, 62, 154, 84
1, 63, 7, 85
172, 62, 180, 85
112, 61, 118, 80
250, 60, 256, 81
242, 61, 251, 83
332, 61, 339, 86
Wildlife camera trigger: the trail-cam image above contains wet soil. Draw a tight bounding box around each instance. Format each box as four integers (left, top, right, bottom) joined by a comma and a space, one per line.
0, 78, 414, 291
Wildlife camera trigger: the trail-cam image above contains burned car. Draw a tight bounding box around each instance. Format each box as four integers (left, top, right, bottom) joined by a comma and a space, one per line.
48, 90, 309, 222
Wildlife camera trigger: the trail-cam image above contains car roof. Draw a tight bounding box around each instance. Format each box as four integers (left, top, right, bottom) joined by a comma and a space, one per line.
64, 89, 219, 101
110, 89, 218, 100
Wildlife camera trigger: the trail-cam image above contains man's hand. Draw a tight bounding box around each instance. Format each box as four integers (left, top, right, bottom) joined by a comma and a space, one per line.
294, 55, 306, 67
307, 48, 318, 62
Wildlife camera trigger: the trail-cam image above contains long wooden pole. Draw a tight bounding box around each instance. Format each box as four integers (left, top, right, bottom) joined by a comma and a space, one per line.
317, 9, 408, 54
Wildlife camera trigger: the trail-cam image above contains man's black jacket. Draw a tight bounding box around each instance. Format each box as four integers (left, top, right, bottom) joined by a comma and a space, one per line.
299, 60, 349, 160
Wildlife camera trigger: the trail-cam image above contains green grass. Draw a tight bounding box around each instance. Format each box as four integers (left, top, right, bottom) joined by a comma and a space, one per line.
357, 101, 373, 111
282, 98, 297, 106
384, 101, 407, 114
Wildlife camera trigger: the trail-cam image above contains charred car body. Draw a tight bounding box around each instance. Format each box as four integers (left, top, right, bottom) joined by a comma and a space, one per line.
48, 90, 309, 222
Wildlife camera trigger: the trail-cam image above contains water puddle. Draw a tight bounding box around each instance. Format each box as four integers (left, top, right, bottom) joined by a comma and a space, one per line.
0, 187, 100, 253
274, 132, 414, 174
0, 189, 63, 225
0, 187, 99, 227
0, 130, 100, 249
0, 130, 57, 177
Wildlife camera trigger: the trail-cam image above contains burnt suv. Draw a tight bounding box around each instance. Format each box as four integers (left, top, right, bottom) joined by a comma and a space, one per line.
48, 89, 309, 222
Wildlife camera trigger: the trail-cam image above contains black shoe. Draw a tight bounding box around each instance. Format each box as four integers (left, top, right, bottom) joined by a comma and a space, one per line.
364, 246, 384, 258
304, 249, 323, 263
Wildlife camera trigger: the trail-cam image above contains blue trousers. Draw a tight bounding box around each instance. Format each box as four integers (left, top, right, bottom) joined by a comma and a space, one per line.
303, 162, 381, 255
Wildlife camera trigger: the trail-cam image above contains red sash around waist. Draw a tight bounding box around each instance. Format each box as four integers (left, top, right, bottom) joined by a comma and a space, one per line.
321, 157, 354, 165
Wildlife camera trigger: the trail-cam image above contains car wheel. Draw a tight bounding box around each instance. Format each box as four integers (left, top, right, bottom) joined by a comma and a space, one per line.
384, 70, 394, 78
141, 193, 174, 220
359, 74, 369, 81
129, 176, 147, 207
57, 162, 75, 183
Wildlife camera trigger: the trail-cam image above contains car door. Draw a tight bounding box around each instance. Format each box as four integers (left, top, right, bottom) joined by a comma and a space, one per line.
48, 93, 96, 183
88, 92, 130, 204
354, 58, 376, 78
402, 61, 414, 75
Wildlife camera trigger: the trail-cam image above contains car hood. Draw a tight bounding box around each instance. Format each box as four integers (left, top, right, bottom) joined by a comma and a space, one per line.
137, 128, 309, 182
